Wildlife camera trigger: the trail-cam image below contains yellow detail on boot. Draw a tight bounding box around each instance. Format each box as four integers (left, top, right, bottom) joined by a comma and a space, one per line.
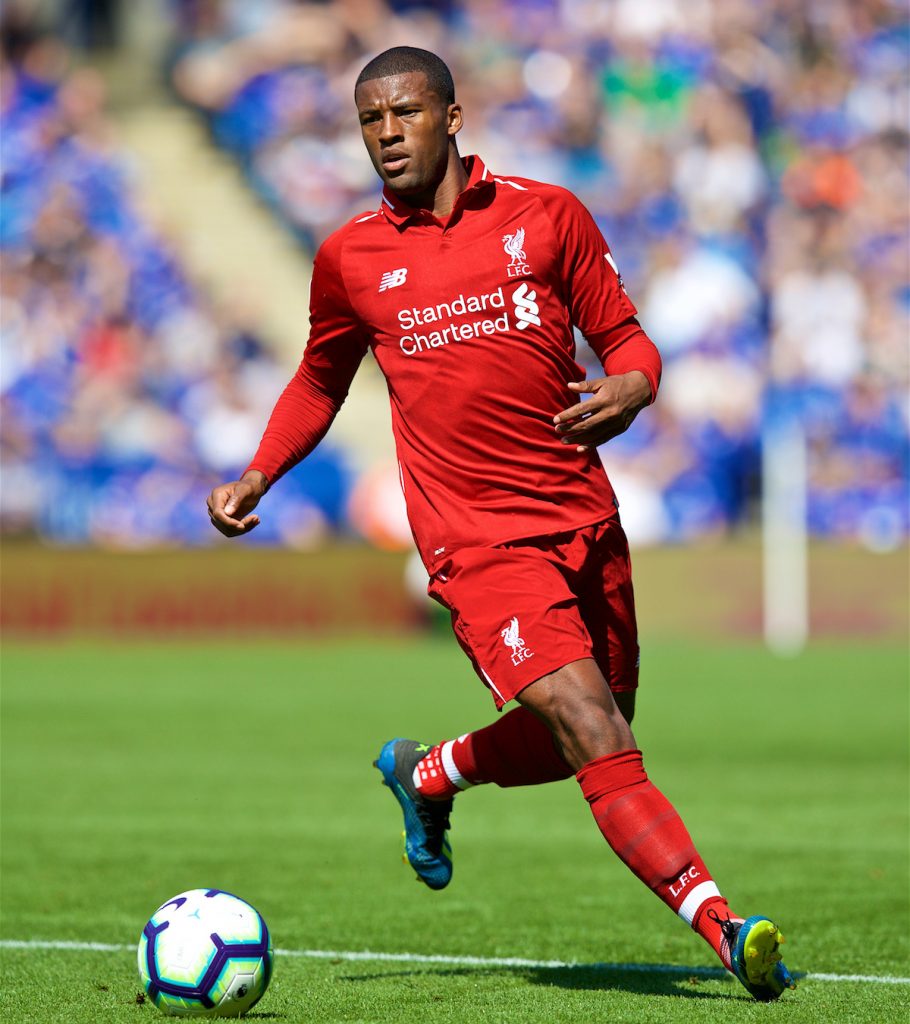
743, 920, 784, 985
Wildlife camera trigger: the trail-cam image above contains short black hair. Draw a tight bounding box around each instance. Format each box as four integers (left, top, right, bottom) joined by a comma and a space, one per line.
355, 47, 455, 105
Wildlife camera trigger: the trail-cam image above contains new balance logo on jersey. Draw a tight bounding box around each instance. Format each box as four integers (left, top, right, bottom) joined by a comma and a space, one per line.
512, 283, 541, 330
501, 616, 534, 666
379, 268, 408, 292
502, 227, 531, 277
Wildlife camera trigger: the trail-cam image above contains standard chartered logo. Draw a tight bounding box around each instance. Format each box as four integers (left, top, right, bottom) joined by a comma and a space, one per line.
397, 283, 542, 356
511, 282, 540, 330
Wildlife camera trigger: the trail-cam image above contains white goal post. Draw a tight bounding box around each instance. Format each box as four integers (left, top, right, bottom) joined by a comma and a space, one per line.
761, 414, 809, 656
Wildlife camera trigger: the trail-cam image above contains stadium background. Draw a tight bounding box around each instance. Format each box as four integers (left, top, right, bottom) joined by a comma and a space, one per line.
2, 0, 907, 639
1, 3, 908, 1022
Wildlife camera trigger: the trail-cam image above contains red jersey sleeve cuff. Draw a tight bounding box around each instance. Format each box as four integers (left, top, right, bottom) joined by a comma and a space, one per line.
590, 321, 662, 403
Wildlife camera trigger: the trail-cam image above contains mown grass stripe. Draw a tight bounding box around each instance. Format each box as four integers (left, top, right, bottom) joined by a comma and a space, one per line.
1, 939, 907, 986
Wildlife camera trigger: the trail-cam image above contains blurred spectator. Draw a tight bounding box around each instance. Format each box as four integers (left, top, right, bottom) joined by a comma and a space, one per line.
0, 8, 351, 547
60, 0, 122, 51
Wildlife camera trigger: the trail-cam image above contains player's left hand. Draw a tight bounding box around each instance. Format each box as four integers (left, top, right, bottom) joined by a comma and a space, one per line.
553, 370, 652, 452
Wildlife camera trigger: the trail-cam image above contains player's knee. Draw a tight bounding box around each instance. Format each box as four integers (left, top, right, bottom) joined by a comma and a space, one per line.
564, 692, 632, 748
517, 660, 635, 766
545, 689, 634, 765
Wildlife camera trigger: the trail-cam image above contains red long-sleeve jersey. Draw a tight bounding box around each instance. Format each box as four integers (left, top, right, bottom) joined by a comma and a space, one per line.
247, 156, 661, 571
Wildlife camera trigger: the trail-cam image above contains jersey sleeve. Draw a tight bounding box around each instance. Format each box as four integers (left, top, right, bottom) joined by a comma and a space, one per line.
245, 236, 370, 485
542, 187, 662, 402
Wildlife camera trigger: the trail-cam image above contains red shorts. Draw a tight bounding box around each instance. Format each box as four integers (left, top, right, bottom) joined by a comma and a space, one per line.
427, 514, 639, 710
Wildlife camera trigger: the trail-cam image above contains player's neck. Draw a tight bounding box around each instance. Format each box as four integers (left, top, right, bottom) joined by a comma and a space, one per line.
401, 148, 468, 220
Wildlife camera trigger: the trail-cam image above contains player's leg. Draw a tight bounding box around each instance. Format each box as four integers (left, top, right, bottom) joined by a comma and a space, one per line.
411, 528, 640, 799
375, 707, 580, 890
517, 658, 794, 1001
374, 529, 638, 886
567, 517, 792, 999
374, 540, 593, 889
412, 687, 635, 800
412, 707, 572, 798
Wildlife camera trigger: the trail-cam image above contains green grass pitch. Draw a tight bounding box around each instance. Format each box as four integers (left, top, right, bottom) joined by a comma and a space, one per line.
1, 637, 907, 1022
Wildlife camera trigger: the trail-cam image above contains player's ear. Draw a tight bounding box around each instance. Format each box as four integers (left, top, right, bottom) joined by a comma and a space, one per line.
447, 102, 463, 136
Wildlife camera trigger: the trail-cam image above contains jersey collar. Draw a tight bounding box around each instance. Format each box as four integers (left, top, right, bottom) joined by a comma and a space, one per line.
380, 155, 494, 226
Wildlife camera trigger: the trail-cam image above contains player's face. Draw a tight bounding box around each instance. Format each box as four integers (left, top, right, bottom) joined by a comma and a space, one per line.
356, 72, 462, 198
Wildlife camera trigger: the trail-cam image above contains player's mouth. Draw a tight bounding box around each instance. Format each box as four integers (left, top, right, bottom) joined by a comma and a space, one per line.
381, 150, 409, 174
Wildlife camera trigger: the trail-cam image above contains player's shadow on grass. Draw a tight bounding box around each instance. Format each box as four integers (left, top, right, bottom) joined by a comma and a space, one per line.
339, 964, 734, 1001
522, 964, 733, 1000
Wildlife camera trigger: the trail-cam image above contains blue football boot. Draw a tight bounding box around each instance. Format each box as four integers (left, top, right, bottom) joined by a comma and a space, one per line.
714, 912, 796, 1001
374, 739, 453, 891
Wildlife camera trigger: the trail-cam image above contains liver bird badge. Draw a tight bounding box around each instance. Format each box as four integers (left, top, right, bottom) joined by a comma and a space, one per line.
502, 227, 527, 267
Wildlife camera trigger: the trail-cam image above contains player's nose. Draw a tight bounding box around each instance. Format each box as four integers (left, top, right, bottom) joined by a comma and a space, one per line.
378, 112, 403, 141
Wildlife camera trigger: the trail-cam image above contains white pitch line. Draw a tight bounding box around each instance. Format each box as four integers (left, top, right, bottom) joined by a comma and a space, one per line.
2, 941, 131, 953
1, 939, 908, 986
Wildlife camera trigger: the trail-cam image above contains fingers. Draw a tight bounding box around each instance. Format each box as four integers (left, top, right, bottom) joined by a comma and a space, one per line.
556, 403, 630, 436
207, 508, 261, 537
207, 482, 261, 538
554, 374, 644, 450
554, 399, 633, 453
553, 376, 611, 426
553, 399, 591, 425
560, 420, 629, 451
554, 414, 612, 451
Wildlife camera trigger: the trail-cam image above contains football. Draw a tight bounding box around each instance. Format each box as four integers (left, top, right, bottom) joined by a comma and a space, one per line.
137, 888, 273, 1017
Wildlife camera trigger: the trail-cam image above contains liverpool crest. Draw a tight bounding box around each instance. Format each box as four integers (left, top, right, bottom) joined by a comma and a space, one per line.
501, 616, 535, 666
502, 227, 531, 277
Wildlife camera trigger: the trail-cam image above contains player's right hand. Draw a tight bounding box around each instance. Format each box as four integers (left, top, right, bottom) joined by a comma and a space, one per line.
206, 471, 268, 537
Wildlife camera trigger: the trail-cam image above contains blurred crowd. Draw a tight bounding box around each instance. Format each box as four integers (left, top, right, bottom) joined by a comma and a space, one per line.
1, 5, 349, 546
2, 0, 908, 548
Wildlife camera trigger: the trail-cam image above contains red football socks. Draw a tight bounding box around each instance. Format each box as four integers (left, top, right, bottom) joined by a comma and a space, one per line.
577, 748, 739, 969
414, 728, 739, 970
413, 707, 573, 799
